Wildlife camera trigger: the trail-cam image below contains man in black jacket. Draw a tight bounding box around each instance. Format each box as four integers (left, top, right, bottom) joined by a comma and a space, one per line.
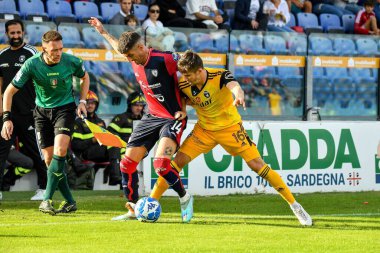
234, 0, 268, 30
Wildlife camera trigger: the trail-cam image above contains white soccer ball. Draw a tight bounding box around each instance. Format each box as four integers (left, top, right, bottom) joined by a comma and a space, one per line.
135, 197, 161, 222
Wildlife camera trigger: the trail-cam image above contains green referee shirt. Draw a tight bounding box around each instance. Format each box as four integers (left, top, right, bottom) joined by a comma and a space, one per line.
12, 52, 86, 108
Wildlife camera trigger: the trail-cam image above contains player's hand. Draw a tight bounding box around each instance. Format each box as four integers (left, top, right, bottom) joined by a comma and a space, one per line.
233, 96, 246, 111
88, 17, 105, 34
77, 103, 87, 118
174, 111, 187, 120
1, 120, 14, 140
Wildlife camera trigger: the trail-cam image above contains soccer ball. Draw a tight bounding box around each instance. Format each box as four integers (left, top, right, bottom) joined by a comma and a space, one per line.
135, 197, 161, 222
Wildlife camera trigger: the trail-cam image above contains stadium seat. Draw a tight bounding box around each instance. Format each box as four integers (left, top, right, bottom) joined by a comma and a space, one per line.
120, 62, 135, 81
18, 0, 49, 21
277, 67, 302, 78
0, 0, 20, 19
309, 36, 334, 55
74, 1, 102, 23
133, 4, 148, 21
350, 68, 376, 83
225, 8, 235, 29
356, 38, 378, 56
46, 0, 76, 24
0, 21, 6, 44
189, 32, 217, 52
82, 27, 108, 48
319, 13, 344, 33
214, 33, 238, 53
100, 2, 120, 23
342, 14, 355, 33
173, 31, 189, 52
297, 12, 323, 34
254, 66, 277, 79
58, 25, 85, 48
25, 24, 51, 45
333, 37, 357, 56
234, 66, 252, 78
313, 67, 325, 77
287, 13, 296, 28
264, 35, 288, 55
238, 34, 266, 54
288, 35, 307, 55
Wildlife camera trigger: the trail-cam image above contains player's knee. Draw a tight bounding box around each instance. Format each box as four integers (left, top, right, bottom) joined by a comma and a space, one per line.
120, 156, 138, 174
247, 157, 266, 173
153, 157, 171, 176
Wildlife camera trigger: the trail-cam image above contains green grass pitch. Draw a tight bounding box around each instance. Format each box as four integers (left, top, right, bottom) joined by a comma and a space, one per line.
0, 191, 379, 253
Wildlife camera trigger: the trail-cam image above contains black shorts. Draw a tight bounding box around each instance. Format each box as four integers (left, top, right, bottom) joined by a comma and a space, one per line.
127, 114, 187, 153
33, 102, 76, 149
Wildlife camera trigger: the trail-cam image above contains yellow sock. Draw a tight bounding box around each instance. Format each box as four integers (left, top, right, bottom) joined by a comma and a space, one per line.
258, 164, 295, 204
150, 161, 182, 200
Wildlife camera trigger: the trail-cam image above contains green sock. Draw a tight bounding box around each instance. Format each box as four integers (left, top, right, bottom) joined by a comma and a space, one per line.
57, 160, 75, 204
44, 155, 66, 201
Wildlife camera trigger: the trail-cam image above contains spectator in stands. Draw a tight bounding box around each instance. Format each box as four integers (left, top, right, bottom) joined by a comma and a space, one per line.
354, 0, 380, 34
110, 0, 136, 25
333, 0, 363, 14
125, 14, 139, 29
268, 87, 282, 115
142, 3, 176, 51
0, 19, 47, 201
185, 0, 229, 29
290, 0, 313, 14
156, 0, 207, 28
71, 91, 122, 185
234, 0, 269, 31
264, 0, 296, 32
311, 0, 354, 17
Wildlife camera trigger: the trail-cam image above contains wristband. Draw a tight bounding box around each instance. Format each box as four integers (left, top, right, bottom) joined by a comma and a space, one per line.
3, 111, 11, 122
79, 99, 87, 105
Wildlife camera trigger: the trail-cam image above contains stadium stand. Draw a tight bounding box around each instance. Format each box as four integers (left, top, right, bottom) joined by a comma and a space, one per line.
264, 34, 288, 55
82, 27, 108, 48
0, 0, 20, 20
189, 32, 217, 52
238, 34, 266, 54
58, 25, 85, 48
173, 31, 189, 52
309, 36, 335, 55
100, 2, 120, 23
288, 35, 307, 55
46, 0, 76, 24
319, 13, 344, 33
18, 0, 49, 21
73, 1, 102, 23
356, 38, 378, 56
332, 37, 357, 56
25, 23, 52, 45
133, 4, 149, 22
297, 12, 323, 34
342, 14, 355, 34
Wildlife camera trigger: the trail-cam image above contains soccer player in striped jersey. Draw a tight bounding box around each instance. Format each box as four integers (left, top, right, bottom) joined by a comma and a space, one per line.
150, 50, 313, 226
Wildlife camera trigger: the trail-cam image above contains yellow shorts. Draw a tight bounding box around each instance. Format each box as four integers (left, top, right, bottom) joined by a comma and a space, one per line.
179, 122, 261, 162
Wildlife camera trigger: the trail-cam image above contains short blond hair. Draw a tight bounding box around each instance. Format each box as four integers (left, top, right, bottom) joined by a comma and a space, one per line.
177, 50, 204, 73
42, 30, 62, 43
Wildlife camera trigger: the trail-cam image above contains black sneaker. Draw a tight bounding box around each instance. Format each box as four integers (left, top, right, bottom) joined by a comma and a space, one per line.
56, 201, 77, 213
39, 200, 56, 215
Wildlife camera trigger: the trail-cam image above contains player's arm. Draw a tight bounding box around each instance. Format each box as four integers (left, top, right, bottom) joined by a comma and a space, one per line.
0, 76, 3, 115
1, 84, 20, 140
88, 17, 120, 54
227, 81, 246, 110
175, 96, 187, 120
77, 71, 90, 117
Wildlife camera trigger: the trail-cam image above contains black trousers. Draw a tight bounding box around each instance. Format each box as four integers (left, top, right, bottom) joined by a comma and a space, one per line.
0, 114, 47, 189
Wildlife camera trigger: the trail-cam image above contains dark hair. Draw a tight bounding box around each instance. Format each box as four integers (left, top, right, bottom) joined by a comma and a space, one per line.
5, 19, 24, 33
42, 30, 62, 43
177, 50, 204, 73
118, 31, 142, 54
364, 0, 375, 7
124, 14, 139, 25
146, 3, 160, 19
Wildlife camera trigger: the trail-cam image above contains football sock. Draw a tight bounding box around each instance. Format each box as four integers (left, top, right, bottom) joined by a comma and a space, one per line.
153, 158, 186, 198
150, 176, 169, 200
258, 164, 295, 204
120, 156, 139, 203
44, 155, 65, 201
57, 159, 75, 204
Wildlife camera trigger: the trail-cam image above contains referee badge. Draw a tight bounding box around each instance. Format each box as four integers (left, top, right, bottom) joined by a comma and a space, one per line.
50, 79, 58, 88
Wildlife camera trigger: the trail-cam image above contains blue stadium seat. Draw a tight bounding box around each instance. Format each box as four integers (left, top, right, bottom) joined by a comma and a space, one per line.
0, 0, 20, 19
288, 36, 307, 55
277, 67, 301, 78
134, 4, 148, 21
189, 32, 217, 52
319, 13, 344, 33
46, 0, 76, 23
282, 76, 303, 94
342, 14, 355, 33
254, 66, 277, 79
214, 33, 238, 53
234, 66, 252, 78
355, 82, 377, 103
173, 31, 189, 52
309, 36, 334, 55
297, 12, 323, 34
238, 34, 265, 54
82, 27, 108, 48
100, 2, 120, 23
349, 68, 376, 83
313, 67, 325, 77
326, 67, 348, 79
264, 35, 288, 55
120, 62, 135, 81
225, 8, 235, 29
74, 1, 102, 22
356, 38, 378, 56
58, 25, 84, 48
333, 37, 357, 56
0, 21, 6, 44
19, 0, 49, 21
287, 13, 296, 28
26, 24, 51, 45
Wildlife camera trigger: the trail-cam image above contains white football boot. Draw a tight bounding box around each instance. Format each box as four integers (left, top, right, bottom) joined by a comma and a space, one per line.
111, 202, 136, 221
290, 202, 313, 226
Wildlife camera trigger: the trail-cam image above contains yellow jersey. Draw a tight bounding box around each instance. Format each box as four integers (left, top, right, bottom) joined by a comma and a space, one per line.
179, 68, 241, 131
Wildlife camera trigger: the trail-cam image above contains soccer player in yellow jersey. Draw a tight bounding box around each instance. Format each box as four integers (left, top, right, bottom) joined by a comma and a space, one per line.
150, 50, 312, 226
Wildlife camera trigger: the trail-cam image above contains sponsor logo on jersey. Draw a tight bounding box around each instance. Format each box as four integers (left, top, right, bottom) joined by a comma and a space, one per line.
19, 55, 26, 62
149, 83, 161, 89
0, 63, 9, 68
204, 91, 210, 98
147, 92, 165, 102
151, 69, 158, 77
14, 63, 23, 67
